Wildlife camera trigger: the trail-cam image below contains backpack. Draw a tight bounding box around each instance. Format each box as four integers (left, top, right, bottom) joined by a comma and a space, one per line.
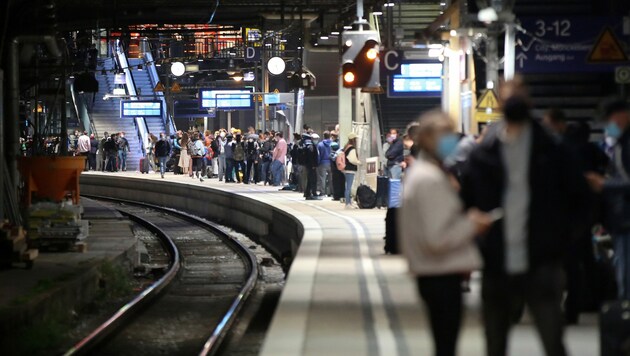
356, 185, 377, 209
335, 149, 346, 170
233, 142, 245, 161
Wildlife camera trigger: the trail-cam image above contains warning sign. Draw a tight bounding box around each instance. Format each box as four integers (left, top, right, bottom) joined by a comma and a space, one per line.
255, 94, 263, 102
588, 27, 628, 63
153, 82, 165, 92
273, 88, 280, 94
476, 89, 500, 110
170, 82, 182, 93
475, 89, 501, 123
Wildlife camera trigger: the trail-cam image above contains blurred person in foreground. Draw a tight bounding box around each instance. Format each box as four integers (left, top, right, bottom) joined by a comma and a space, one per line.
585, 98, 630, 300
399, 110, 492, 356
460, 81, 591, 356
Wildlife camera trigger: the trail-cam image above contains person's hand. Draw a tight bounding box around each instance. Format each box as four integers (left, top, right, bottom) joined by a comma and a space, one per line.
467, 208, 493, 236
400, 161, 407, 169
585, 172, 605, 193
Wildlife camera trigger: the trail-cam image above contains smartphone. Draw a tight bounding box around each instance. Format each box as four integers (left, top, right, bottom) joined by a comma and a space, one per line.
488, 208, 504, 222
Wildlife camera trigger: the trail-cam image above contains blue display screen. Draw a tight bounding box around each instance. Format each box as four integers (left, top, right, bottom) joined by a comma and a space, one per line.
120, 101, 162, 117
199, 88, 253, 109
388, 62, 443, 97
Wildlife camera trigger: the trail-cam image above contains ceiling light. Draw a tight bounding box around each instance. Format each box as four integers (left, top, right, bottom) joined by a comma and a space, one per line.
478, 7, 498, 23
344, 25, 353, 30
384, 2, 395, 7
170, 61, 185, 76
331, 31, 340, 35
155, 63, 161, 67
373, 11, 383, 15
320, 35, 329, 40
231, 71, 244, 81
450, 29, 457, 37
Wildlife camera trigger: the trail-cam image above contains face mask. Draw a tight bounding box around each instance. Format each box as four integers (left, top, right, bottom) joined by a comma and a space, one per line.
605, 136, 617, 147
436, 134, 459, 161
220, 132, 226, 138
605, 122, 622, 139
390, 134, 397, 141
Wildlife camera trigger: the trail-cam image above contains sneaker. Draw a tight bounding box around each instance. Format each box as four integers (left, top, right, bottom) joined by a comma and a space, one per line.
345, 204, 353, 210
161, 174, 164, 178
200, 177, 204, 182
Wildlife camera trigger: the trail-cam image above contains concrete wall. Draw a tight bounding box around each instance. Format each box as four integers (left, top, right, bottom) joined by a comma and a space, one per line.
80, 175, 304, 266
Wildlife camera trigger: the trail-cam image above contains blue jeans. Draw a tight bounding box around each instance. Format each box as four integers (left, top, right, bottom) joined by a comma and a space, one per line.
260, 161, 271, 184
614, 233, 630, 299
387, 164, 402, 179
271, 160, 285, 186
118, 150, 127, 171
158, 156, 168, 176
344, 172, 355, 205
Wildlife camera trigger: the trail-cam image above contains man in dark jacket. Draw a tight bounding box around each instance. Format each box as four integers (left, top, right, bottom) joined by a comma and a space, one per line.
301, 133, 319, 200
585, 98, 630, 300
103, 134, 118, 172
155, 133, 171, 178
461, 94, 590, 356
88, 133, 99, 170
385, 128, 404, 179
317, 131, 333, 196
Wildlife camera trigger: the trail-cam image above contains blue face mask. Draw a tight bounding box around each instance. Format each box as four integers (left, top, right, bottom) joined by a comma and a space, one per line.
606, 122, 623, 139
436, 134, 459, 161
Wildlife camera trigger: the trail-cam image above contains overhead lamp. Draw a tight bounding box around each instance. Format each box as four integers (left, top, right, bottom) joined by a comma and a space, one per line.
450, 29, 457, 37
170, 61, 186, 76
197, 56, 204, 62
320, 35, 329, 40
373, 11, 383, 15
331, 31, 340, 35
155, 63, 162, 67
231, 71, 244, 81
69, 75, 75, 79
478, 7, 498, 23
343, 25, 353, 30
384, 2, 395, 7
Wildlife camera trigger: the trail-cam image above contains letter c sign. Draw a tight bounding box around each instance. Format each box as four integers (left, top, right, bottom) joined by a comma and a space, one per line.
382, 50, 402, 74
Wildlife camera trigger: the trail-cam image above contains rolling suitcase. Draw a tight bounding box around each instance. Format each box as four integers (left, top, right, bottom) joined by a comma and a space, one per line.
375, 176, 389, 208
140, 157, 149, 174
600, 300, 630, 356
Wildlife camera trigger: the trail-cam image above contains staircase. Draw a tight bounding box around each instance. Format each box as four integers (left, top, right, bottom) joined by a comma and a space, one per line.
90, 58, 143, 171
128, 58, 168, 137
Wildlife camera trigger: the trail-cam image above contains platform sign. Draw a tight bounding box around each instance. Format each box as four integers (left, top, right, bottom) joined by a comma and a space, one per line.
515, 17, 629, 73
120, 101, 162, 118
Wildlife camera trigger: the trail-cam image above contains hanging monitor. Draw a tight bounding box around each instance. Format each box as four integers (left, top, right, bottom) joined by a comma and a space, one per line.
388, 61, 443, 98
120, 100, 162, 118
199, 88, 254, 110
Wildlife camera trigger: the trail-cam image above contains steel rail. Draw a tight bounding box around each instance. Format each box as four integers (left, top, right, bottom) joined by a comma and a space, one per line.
63, 206, 181, 356
67, 195, 259, 356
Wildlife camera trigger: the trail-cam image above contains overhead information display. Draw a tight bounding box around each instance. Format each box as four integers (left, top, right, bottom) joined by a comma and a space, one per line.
388, 62, 442, 97
199, 88, 254, 110
120, 101, 162, 118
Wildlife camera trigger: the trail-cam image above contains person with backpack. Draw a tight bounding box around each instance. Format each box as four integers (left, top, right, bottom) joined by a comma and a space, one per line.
233, 134, 246, 183
341, 132, 360, 209
317, 131, 333, 197
191, 133, 205, 181
245, 135, 260, 184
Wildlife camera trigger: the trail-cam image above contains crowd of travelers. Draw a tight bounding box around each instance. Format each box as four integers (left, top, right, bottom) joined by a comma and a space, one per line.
75, 125, 362, 208
399, 78, 630, 356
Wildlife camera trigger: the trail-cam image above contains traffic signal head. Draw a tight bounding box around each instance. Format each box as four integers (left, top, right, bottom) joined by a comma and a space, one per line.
341, 31, 380, 89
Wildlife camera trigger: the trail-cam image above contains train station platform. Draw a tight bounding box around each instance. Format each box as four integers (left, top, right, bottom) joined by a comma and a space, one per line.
79, 171, 599, 356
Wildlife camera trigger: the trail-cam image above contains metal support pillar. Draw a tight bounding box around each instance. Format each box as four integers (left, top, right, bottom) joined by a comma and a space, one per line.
60, 56, 68, 155
0, 69, 4, 221
486, 27, 500, 89
504, 23, 516, 81
338, 75, 353, 144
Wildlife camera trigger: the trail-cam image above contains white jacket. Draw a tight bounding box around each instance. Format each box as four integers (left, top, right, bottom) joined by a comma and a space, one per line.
399, 154, 482, 276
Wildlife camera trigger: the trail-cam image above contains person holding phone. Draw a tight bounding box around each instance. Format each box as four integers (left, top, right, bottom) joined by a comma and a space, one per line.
399, 110, 493, 356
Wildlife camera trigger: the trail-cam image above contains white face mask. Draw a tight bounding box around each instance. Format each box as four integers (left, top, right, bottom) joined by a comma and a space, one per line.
220, 132, 226, 138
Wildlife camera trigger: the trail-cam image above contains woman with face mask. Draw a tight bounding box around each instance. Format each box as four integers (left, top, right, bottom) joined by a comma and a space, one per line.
399, 110, 493, 356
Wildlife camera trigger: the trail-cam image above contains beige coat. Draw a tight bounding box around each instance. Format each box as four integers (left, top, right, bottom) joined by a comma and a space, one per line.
399, 154, 482, 276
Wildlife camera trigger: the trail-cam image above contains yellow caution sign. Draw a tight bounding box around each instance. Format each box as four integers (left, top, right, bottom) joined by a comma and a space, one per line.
255, 94, 263, 102
171, 82, 182, 93
273, 88, 280, 94
475, 89, 502, 123
153, 82, 165, 92
588, 27, 628, 63
476, 89, 500, 110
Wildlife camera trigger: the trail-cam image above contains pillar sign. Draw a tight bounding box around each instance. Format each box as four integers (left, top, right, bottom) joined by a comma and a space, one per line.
381, 50, 402, 74
245, 47, 262, 62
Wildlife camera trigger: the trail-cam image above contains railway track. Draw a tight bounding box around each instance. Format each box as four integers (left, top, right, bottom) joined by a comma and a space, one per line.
64, 196, 259, 356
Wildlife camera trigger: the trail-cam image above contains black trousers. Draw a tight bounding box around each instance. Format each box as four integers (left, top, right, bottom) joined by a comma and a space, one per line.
482, 265, 567, 356
225, 158, 235, 182
192, 157, 202, 177
246, 160, 259, 184
88, 153, 96, 170
417, 274, 463, 356
304, 166, 317, 198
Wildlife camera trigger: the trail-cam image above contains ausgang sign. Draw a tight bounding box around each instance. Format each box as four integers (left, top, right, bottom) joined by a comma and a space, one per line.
515, 16, 629, 73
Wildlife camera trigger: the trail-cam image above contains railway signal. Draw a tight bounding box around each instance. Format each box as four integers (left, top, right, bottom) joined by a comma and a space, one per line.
341, 30, 381, 89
